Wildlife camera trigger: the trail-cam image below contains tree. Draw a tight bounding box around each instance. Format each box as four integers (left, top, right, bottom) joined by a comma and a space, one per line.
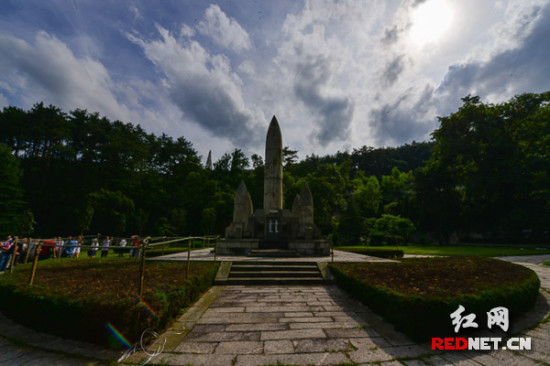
366, 214, 415, 245
230, 149, 249, 172
214, 153, 231, 172
353, 173, 382, 217
201, 208, 217, 235
338, 196, 364, 245
88, 189, 135, 235
423, 92, 550, 242
282, 146, 299, 166
380, 167, 415, 217
153, 217, 176, 237
0, 144, 27, 236
251, 154, 263, 168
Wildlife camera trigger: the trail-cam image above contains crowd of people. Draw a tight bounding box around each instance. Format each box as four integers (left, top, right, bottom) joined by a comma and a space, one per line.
0, 234, 144, 272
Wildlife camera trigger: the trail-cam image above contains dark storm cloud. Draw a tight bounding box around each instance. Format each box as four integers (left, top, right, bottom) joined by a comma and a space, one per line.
168, 79, 262, 149
382, 55, 406, 86
381, 25, 400, 45
412, 0, 428, 7
436, 3, 550, 114
293, 55, 355, 144
129, 25, 264, 150
370, 85, 434, 146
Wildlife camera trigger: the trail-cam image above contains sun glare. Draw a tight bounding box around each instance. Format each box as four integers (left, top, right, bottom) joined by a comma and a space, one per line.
410, 0, 454, 45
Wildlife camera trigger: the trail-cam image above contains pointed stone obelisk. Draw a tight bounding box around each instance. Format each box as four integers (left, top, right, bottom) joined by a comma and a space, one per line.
233, 180, 253, 225
264, 116, 283, 211
205, 150, 212, 170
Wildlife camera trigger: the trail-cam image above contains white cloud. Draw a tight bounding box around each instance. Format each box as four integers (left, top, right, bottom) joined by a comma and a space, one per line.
0, 30, 197, 147
0, 92, 8, 109
129, 25, 264, 148
197, 4, 252, 52
1, 0, 549, 158
0, 31, 133, 122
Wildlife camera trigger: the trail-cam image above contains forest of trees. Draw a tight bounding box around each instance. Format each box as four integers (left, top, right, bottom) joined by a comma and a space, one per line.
0, 91, 548, 245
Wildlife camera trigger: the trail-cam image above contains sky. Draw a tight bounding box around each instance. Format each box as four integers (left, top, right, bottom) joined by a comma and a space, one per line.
1, 0, 549, 162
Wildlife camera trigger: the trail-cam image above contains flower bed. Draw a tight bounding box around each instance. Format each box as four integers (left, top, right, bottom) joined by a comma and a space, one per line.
0, 259, 219, 348
329, 257, 540, 341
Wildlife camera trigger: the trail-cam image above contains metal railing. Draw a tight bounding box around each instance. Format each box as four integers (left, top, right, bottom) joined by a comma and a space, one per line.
4, 235, 219, 297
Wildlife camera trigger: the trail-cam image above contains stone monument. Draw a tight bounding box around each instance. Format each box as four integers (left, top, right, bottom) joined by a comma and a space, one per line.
219, 116, 330, 256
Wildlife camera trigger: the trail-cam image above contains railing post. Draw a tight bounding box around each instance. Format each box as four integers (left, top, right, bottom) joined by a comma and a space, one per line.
139, 238, 148, 297
186, 238, 191, 279
29, 242, 42, 285
24, 238, 32, 264
214, 236, 218, 261
8, 238, 18, 274
162, 236, 166, 256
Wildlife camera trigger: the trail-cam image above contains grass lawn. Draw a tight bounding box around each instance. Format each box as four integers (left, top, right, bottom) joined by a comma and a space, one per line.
337, 245, 550, 257
544, 261, 550, 267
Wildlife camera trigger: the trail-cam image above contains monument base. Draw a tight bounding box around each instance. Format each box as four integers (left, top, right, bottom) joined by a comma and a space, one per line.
218, 239, 330, 256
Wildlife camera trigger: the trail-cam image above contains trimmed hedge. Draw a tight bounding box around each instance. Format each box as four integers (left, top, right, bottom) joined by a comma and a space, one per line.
0, 260, 219, 348
339, 247, 404, 259
329, 257, 540, 341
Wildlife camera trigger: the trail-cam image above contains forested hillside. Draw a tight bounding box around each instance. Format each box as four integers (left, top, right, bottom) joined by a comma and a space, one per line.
1, 92, 548, 244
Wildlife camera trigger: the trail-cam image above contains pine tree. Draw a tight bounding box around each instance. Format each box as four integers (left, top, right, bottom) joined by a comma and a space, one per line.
0, 144, 26, 236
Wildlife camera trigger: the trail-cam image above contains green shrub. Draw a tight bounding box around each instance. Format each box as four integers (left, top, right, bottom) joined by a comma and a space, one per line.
0, 260, 219, 347
329, 257, 540, 341
339, 247, 404, 259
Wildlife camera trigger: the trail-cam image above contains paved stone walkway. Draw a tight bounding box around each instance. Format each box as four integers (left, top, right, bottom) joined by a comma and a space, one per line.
125, 284, 550, 365
2, 254, 550, 365
497, 254, 550, 290
151, 248, 395, 263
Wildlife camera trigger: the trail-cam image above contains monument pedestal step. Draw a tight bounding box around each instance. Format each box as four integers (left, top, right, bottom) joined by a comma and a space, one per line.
221, 278, 327, 285
248, 249, 298, 257
215, 260, 332, 286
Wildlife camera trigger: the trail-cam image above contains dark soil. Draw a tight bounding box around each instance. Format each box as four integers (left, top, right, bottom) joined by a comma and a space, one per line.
8, 259, 217, 300
332, 256, 533, 298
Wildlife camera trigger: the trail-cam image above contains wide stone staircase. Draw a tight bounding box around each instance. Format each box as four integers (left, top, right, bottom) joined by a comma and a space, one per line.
215, 261, 331, 285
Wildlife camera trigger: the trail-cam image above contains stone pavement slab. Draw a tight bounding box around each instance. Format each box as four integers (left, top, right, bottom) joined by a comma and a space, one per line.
124, 260, 550, 366
1, 255, 550, 365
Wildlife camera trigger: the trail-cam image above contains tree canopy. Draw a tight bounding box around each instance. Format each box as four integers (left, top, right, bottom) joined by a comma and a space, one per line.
1, 92, 548, 245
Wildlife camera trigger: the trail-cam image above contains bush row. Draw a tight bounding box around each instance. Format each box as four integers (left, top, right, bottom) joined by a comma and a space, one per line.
338, 247, 404, 259
329, 259, 540, 341
0, 262, 219, 347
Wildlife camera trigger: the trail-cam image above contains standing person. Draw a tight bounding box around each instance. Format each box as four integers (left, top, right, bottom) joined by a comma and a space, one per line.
15, 238, 28, 265
63, 236, 77, 258
54, 236, 64, 258
74, 235, 83, 258
118, 238, 127, 257
88, 237, 99, 258
39, 239, 56, 260
130, 235, 141, 258
12, 237, 23, 266
0, 236, 14, 271
101, 236, 111, 258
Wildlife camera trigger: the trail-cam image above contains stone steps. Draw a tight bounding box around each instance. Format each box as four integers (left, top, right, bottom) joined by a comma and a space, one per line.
231, 265, 319, 272
217, 260, 329, 285
230, 271, 321, 278
249, 249, 298, 257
